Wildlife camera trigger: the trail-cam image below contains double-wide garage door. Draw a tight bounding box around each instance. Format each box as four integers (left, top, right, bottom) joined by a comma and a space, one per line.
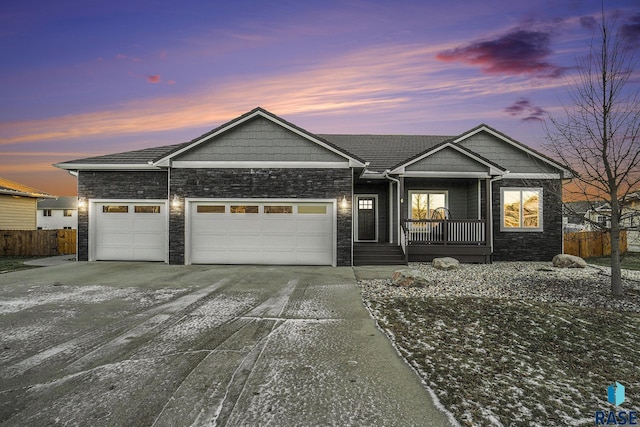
94, 201, 167, 261
189, 201, 334, 265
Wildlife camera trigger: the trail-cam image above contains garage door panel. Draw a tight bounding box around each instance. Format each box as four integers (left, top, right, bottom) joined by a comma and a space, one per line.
189, 201, 333, 265
94, 202, 166, 262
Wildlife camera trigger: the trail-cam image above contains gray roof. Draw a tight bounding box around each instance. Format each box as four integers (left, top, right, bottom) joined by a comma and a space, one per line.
61, 143, 185, 165
319, 134, 453, 171
57, 135, 453, 172
38, 196, 77, 209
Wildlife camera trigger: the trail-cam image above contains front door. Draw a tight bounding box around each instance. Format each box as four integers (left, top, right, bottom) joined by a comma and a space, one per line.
356, 196, 377, 241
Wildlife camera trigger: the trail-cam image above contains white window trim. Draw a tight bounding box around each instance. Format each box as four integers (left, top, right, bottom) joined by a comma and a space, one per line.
500, 187, 544, 232
407, 190, 449, 220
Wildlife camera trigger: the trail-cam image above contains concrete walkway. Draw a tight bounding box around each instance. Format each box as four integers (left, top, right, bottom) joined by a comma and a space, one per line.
0, 263, 452, 426
23, 255, 77, 266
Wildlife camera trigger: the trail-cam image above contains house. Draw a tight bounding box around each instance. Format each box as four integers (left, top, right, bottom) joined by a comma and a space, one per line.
0, 177, 56, 230
563, 200, 607, 232
55, 107, 571, 266
37, 196, 78, 230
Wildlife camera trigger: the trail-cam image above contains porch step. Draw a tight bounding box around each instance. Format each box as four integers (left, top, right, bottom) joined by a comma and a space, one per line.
353, 243, 407, 266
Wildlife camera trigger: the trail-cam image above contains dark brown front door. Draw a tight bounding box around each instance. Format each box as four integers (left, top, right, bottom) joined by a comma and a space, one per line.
357, 197, 376, 241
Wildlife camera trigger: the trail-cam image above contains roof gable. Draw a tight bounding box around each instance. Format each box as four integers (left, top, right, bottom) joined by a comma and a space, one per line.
155, 107, 365, 167
173, 116, 347, 163
454, 125, 571, 177
390, 142, 506, 176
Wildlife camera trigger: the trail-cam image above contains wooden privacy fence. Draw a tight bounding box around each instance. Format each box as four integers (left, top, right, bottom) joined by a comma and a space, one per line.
0, 229, 77, 256
564, 230, 627, 258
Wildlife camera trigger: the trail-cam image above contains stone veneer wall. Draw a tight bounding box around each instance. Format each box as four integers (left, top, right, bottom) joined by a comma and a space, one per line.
76, 171, 168, 261
491, 178, 563, 261
169, 168, 353, 266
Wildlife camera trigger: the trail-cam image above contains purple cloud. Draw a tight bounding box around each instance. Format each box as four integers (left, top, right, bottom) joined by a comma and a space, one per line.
580, 16, 598, 31
504, 98, 546, 122
620, 13, 640, 46
436, 29, 567, 78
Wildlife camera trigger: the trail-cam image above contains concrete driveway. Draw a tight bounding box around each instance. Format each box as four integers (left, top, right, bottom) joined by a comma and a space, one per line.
0, 263, 452, 426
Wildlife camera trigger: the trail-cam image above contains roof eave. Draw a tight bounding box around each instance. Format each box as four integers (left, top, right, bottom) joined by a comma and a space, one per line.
54, 163, 162, 171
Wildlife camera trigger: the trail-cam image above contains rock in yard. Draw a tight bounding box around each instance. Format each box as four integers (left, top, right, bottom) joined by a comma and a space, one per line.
552, 254, 587, 268
391, 269, 430, 287
432, 257, 460, 270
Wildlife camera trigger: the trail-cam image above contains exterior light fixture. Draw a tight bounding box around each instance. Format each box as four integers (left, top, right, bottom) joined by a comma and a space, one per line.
171, 194, 181, 208
77, 197, 87, 209
341, 195, 348, 209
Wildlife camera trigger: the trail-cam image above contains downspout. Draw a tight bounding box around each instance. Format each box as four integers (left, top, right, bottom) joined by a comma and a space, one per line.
382, 170, 401, 246
488, 174, 507, 254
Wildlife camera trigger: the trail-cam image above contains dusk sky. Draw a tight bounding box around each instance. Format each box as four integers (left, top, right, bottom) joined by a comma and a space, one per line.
1, 0, 639, 196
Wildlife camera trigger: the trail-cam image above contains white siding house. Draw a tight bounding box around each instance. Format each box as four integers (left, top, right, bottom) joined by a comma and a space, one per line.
37, 196, 78, 230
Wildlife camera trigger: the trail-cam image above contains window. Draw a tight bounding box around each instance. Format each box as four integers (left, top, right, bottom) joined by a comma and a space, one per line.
358, 199, 374, 210
409, 191, 447, 220
298, 205, 327, 214
264, 205, 293, 214
501, 188, 543, 231
43, 209, 52, 217
135, 205, 161, 213
230, 205, 258, 214
63, 209, 73, 217
103, 205, 128, 213
197, 205, 225, 214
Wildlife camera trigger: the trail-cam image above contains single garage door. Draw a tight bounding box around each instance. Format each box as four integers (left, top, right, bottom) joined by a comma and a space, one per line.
189, 201, 334, 265
94, 201, 167, 261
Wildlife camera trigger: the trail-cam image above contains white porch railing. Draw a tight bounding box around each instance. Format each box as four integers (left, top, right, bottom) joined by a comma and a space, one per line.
403, 219, 486, 245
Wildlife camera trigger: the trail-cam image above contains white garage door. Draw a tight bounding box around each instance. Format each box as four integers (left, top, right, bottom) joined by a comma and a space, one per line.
188, 201, 334, 265
93, 201, 167, 261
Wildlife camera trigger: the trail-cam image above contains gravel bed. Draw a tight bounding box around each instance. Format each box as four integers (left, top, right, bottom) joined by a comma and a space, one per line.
359, 261, 640, 313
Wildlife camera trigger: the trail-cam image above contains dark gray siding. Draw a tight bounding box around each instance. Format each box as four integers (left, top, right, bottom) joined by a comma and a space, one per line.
406, 147, 489, 173
176, 117, 346, 163
169, 168, 352, 266
491, 178, 563, 261
467, 180, 480, 219
77, 170, 168, 261
458, 132, 558, 174
354, 183, 389, 243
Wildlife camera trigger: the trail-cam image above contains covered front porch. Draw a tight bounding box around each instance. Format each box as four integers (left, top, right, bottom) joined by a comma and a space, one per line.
399, 176, 493, 263
353, 176, 494, 264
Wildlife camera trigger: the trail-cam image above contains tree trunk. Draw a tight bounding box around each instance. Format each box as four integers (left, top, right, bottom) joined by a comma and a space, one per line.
610, 198, 623, 297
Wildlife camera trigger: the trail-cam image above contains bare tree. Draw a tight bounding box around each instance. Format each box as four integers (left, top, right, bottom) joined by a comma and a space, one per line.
545, 10, 640, 296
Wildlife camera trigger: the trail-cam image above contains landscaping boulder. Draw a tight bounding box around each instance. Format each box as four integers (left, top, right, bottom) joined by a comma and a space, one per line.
552, 254, 587, 268
391, 269, 430, 287
432, 257, 460, 270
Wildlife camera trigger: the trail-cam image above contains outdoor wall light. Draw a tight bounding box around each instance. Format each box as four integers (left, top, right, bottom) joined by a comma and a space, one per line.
171, 194, 181, 208
77, 197, 87, 209
341, 195, 348, 209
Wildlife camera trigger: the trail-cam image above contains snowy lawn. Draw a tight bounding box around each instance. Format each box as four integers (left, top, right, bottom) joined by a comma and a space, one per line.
368, 297, 640, 426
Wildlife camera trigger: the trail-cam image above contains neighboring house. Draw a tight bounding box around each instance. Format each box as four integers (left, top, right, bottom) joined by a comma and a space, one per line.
584, 203, 612, 231
0, 177, 55, 230
563, 200, 610, 232
55, 107, 571, 266
37, 196, 78, 230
